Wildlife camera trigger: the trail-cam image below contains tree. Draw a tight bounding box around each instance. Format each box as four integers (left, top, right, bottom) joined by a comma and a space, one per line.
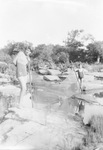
94, 41, 103, 63
87, 41, 103, 63
0, 51, 12, 64
52, 45, 69, 67
64, 29, 95, 63
81, 34, 95, 44
2, 41, 15, 55
31, 44, 54, 69
31, 44, 46, 58
0, 41, 34, 74
2, 41, 34, 56
64, 29, 84, 51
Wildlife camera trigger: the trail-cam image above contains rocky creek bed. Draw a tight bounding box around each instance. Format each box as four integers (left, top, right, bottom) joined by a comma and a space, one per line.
0, 69, 103, 149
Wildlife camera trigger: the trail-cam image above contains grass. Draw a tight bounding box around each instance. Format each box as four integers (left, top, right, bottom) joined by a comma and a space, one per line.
0, 92, 18, 121
83, 115, 103, 149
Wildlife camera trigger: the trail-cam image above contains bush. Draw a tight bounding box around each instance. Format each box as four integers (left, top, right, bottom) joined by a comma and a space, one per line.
0, 62, 8, 73
6, 64, 16, 76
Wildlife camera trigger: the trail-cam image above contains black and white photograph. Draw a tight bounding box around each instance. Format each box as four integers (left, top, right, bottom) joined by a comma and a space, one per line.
0, 0, 103, 149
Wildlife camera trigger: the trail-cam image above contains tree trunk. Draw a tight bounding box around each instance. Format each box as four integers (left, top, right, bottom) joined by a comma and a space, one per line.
97, 56, 100, 64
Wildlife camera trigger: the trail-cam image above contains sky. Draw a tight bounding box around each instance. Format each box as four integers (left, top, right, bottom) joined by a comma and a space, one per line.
0, 0, 103, 48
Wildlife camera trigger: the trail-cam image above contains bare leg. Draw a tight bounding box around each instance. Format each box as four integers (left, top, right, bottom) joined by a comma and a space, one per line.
18, 76, 27, 105
79, 79, 82, 91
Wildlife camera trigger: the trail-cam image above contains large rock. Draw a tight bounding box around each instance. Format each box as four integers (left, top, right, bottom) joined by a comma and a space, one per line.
93, 72, 103, 77
0, 73, 6, 78
0, 85, 20, 95
0, 78, 9, 83
43, 75, 60, 81
1, 107, 86, 149
38, 69, 49, 75
48, 69, 61, 75
58, 74, 68, 80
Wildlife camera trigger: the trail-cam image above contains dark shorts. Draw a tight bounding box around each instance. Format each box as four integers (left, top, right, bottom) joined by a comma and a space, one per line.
16, 63, 27, 78
78, 72, 84, 80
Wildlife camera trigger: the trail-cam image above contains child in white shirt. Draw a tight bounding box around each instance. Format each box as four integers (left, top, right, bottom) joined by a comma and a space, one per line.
13, 49, 31, 106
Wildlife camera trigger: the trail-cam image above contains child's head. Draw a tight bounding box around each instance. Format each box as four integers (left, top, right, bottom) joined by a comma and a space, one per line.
78, 63, 82, 68
25, 49, 31, 56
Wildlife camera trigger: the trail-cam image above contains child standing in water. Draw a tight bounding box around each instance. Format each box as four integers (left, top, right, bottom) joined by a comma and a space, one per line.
76, 63, 84, 91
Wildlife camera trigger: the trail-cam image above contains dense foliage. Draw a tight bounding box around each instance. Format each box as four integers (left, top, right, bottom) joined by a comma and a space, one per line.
0, 29, 103, 74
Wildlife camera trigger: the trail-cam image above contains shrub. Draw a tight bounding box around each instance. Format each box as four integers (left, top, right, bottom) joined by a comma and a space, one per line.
0, 62, 8, 73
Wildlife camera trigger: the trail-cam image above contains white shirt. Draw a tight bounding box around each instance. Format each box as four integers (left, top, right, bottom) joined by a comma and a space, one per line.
13, 51, 28, 66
